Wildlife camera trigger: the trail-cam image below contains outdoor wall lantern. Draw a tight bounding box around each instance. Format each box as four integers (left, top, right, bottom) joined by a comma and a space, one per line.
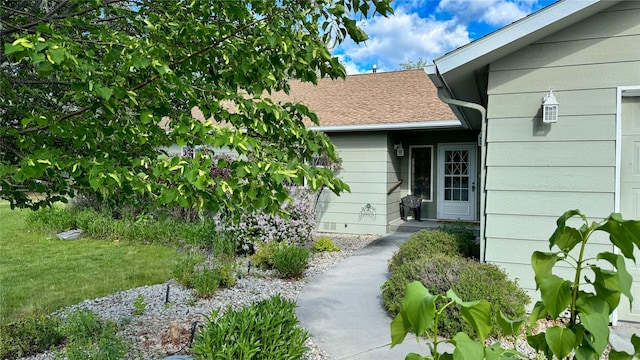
542, 89, 559, 124
394, 143, 405, 157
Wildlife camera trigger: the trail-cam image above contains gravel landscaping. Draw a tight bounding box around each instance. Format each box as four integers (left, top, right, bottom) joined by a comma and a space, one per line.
20, 233, 379, 360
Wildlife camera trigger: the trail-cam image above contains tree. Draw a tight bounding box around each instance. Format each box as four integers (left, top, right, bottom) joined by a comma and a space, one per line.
399, 57, 429, 70
0, 0, 393, 213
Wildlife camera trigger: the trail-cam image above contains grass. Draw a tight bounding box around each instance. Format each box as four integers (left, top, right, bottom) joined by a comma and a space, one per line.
0, 202, 178, 325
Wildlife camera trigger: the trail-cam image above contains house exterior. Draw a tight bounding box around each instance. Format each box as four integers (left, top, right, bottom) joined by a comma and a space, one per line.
427, 0, 640, 322
278, 70, 479, 235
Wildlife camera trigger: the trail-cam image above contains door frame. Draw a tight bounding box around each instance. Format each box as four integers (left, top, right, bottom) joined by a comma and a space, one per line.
614, 85, 640, 324
436, 143, 477, 221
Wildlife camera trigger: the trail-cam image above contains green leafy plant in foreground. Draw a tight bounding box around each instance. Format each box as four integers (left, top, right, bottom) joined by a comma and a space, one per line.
192, 295, 308, 360
391, 210, 640, 359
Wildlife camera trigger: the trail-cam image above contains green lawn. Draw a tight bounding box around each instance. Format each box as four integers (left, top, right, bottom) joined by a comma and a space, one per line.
0, 203, 178, 325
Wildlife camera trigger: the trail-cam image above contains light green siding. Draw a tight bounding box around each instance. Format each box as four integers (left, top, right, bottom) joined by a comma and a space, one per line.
316, 132, 389, 235
386, 136, 402, 225
484, 1, 640, 295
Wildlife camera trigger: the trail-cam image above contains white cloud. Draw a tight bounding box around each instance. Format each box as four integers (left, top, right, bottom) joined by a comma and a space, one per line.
437, 0, 535, 26
334, 7, 470, 73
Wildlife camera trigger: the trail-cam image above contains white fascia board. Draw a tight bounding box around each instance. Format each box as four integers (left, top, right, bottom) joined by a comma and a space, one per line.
310, 120, 462, 132
434, 0, 600, 74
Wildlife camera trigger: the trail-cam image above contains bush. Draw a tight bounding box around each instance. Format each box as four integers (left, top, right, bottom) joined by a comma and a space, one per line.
312, 236, 341, 252
191, 268, 221, 298
220, 186, 316, 254
192, 295, 309, 360
173, 253, 206, 287
175, 254, 237, 298
59, 308, 128, 360
0, 315, 64, 359
382, 230, 529, 338
382, 254, 462, 317
214, 256, 237, 288
250, 240, 282, 269
387, 230, 460, 273
438, 222, 479, 259
272, 244, 310, 279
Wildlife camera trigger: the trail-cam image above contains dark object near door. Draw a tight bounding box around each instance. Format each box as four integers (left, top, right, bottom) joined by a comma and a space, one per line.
399, 195, 421, 221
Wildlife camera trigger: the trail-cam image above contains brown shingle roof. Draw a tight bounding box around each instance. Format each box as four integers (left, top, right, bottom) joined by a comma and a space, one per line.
271, 69, 456, 127
178, 69, 456, 130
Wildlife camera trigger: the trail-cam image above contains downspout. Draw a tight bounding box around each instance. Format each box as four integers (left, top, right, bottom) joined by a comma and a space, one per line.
435, 87, 489, 263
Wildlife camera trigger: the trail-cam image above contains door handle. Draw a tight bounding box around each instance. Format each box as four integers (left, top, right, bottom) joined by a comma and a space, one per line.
472, 182, 476, 192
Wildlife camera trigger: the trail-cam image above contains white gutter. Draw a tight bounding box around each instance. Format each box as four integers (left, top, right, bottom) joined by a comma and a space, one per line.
431, 72, 489, 263
309, 120, 462, 132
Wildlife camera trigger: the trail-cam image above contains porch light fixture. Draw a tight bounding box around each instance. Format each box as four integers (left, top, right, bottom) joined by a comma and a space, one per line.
394, 143, 405, 157
542, 89, 559, 123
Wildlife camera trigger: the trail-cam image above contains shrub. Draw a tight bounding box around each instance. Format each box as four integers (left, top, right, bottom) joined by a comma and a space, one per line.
220, 186, 316, 254
214, 256, 237, 288
387, 230, 460, 273
0, 315, 64, 359
191, 268, 221, 298
450, 261, 529, 337
382, 254, 462, 317
249, 240, 282, 269
173, 253, 205, 287
178, 255, 237, 298
272, 243, 310, 279
382, 229, 529, 338
438, 222, 479, 259
312, 236, 341, 252
192, 295, 309, 360
59, 308, 128, 360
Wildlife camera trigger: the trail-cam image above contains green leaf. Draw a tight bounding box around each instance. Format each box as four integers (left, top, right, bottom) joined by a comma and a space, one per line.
496, 311, 525, 337
545, 326, 577, 359
405, 353, 427, 360
576, 296, 610, 353
89, 177, 102, 191
37, 61, 52, 76
608, 350, 634, 360
47, 47, 65, 64
597, 252, 633, 305
95, 85, 113, 101
451, 332, 484, 360
4, 42, 23, 55
596, 213, 640, 261
527, 332, 552, 359
389, 312, 410, 348
591, 266, 622, 314
539, 275, 572, 318
531, 251, 558, 287
632, 333, 640, 354
402, 281, 439, 338
448, 289, 492, 344
549, 209, 586, 252
160, 188, 178, 204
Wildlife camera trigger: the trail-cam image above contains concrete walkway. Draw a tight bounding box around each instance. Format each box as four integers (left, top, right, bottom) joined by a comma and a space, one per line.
296, 233, 435, 359
296, 232, 639, 359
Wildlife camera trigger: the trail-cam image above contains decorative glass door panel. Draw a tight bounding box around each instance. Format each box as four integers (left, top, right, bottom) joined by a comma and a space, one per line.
437, 144, 476, 221
444, 150, 469, 202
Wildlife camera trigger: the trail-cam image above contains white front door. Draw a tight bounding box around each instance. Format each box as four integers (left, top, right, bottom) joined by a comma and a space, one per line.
619, 96, 640, 322
437, 144, 477, 221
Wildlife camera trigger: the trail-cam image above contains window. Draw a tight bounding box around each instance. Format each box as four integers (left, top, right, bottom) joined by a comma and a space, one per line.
443, 149, 469, 201
410, 146, 433, 201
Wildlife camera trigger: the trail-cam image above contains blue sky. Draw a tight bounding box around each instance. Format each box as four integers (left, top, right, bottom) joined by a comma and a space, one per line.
333, 0, 559, 74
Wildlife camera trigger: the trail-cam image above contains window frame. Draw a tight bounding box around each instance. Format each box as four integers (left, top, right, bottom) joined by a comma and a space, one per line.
407, 145, 434, 202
